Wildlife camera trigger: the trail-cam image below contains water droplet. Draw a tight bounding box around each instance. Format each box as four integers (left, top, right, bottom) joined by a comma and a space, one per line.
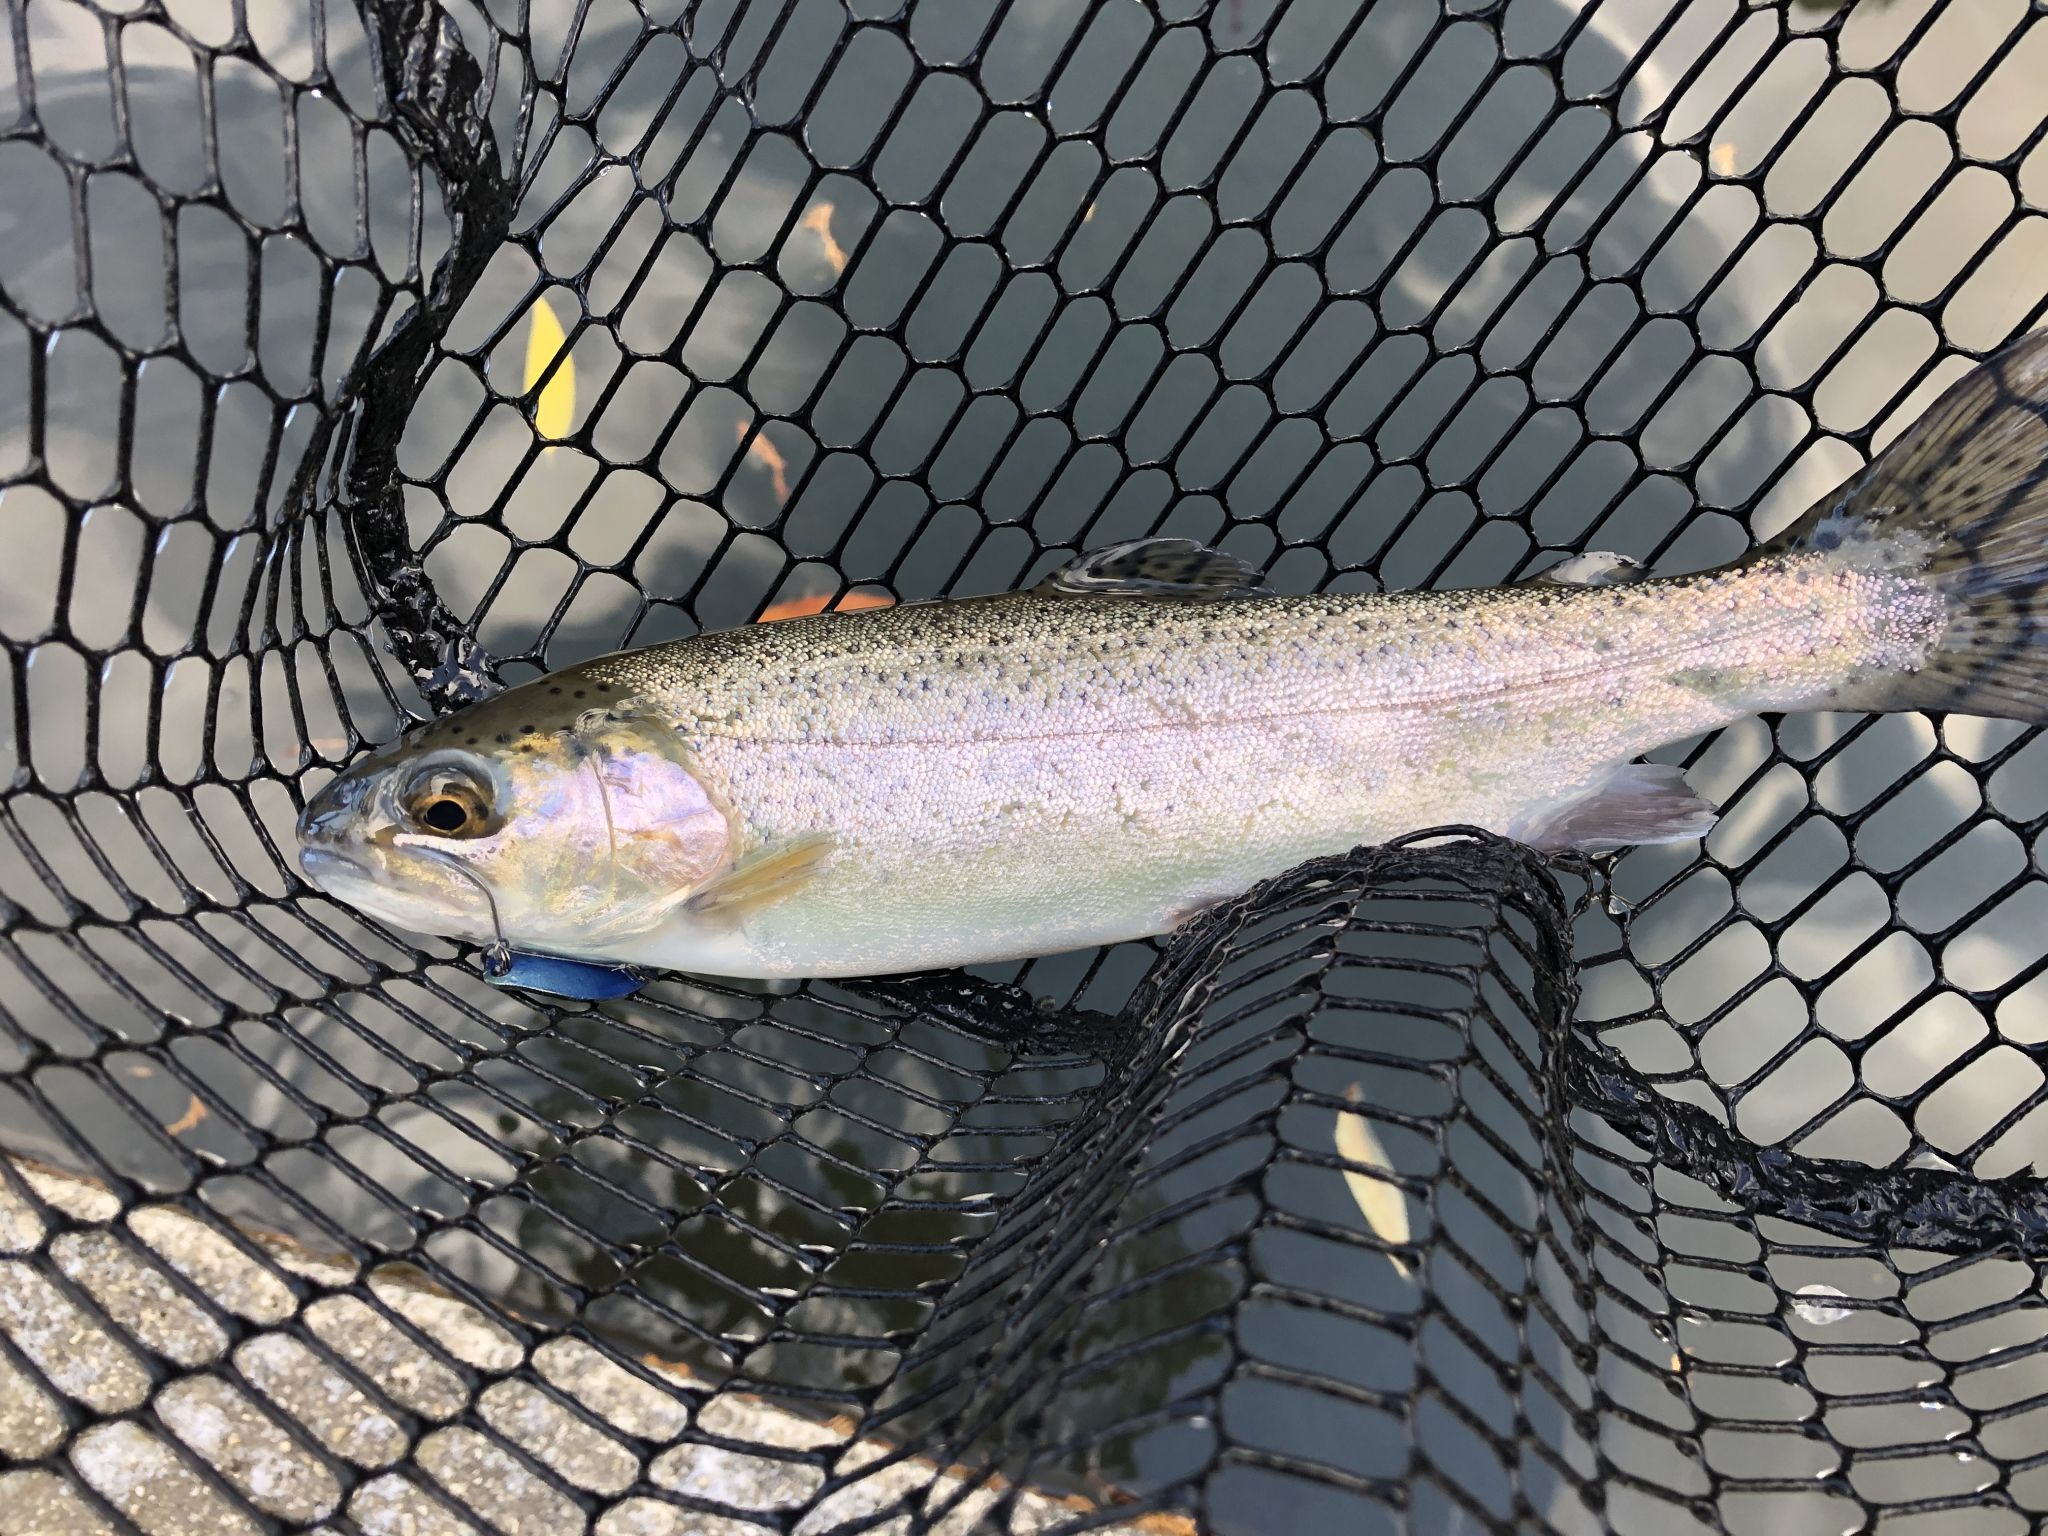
1791, 1284, 1852, 1326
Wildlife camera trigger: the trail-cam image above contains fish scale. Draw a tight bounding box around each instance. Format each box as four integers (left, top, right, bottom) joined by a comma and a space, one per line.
554, 558, 1940, 977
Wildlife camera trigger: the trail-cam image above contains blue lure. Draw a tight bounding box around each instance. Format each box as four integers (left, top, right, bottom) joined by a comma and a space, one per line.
482, 947, 646, 1000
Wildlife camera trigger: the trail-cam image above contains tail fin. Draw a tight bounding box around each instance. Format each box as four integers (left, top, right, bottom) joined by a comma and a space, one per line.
1769, 327, 2048, 722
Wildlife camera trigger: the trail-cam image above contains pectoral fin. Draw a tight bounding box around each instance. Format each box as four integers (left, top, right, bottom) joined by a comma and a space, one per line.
1515, 763, 1718, 853
683, 834, 836, 923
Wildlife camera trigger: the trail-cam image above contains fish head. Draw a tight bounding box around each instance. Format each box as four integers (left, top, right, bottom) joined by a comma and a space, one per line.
296, 686, 729, 952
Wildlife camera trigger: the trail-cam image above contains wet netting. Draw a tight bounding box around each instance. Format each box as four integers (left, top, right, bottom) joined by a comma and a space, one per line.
4, 0, 2048, 1532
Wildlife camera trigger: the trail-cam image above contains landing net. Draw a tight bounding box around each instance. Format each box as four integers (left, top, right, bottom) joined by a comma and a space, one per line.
3, 2, 2047, 1532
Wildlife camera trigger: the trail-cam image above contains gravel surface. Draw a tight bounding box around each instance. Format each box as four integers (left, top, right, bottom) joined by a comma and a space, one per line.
0, 1160, 1181, 1535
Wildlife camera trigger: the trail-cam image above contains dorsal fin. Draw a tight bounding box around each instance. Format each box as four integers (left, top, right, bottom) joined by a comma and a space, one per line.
1033, 538, 1273, 602
1531, 551, 1646, 588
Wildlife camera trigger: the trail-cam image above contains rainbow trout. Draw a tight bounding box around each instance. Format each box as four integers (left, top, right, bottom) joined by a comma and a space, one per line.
299, 333, 2048, 980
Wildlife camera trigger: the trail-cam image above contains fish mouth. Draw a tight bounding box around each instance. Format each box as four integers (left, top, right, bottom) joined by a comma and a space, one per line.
298, 846, 371, 890
297, 840, 497, 943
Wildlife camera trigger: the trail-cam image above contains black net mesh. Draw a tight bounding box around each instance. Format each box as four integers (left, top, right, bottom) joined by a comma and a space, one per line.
5, 0, 2048, 1531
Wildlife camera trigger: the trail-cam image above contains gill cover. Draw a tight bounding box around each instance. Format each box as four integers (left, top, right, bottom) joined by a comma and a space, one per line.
567, 711, 734, 941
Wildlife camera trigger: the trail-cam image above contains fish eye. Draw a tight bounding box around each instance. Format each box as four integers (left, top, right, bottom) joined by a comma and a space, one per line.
403, 770, 496, 839
419, 795, 474, 834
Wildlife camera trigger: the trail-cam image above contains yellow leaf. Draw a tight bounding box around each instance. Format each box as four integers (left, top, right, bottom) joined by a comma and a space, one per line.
524, 293, 575, 441
1336, 1084, 1411, 1278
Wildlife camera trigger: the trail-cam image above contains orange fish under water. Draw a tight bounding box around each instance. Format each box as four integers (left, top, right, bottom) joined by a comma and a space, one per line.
755, 590, 894, 623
